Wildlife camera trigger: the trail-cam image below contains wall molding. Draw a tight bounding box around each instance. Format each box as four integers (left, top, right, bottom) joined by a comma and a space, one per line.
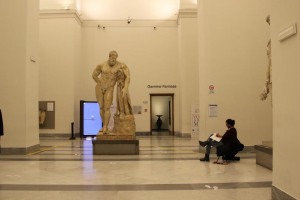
40, 9, 82, 26
0, 144, 40, 155
272, 186, 297, 200
82, 20, 178, 28
39, 132, 195, 138
40, 133, 80, 138
175, 131, 191, 138
178, 9, 197, 19
39, 10, 178, 28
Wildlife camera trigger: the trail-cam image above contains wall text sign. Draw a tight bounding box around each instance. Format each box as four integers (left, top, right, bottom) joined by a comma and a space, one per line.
147, 85, 177, 89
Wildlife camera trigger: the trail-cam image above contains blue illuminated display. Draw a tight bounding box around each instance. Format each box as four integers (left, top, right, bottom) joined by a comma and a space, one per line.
83, 102, 102, 136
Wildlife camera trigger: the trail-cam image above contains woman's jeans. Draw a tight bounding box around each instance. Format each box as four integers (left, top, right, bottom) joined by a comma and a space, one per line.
204, 134, 224, 155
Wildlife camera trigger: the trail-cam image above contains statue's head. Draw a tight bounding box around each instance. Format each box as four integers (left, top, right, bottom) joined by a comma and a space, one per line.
108, 50, 118, 66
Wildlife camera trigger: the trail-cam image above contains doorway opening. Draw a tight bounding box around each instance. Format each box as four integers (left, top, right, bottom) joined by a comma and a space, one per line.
150, 94, 174, 136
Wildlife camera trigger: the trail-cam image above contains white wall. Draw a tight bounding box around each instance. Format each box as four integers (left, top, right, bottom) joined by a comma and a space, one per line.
197, 0, 272, 145
80, 21, 179, 133
39, 14, 81, 134
180, 0, 197, 9
0, 0, 39, 148
272, 0, 300, 198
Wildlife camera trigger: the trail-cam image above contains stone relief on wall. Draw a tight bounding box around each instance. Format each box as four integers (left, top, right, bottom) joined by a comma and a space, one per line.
260, 15, 272, 103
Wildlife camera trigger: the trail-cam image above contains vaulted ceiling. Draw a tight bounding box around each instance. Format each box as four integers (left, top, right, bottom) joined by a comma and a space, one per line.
39, 0, 193, 20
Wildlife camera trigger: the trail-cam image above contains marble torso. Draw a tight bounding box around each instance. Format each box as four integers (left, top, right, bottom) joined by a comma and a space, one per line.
99, 61, 122, 90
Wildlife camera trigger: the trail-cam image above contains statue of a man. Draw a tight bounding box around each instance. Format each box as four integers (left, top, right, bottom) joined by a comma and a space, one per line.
260, 15, 272, 102
92, 50, 123, 133
92, 51, 135, 135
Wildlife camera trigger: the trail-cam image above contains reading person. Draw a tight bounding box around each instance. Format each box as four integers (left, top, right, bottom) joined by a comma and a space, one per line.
199, 119, 237, 162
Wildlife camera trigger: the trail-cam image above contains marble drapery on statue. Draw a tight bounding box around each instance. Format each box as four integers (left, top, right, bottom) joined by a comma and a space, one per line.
92, 50, 136, 136
112, 64, 135, 134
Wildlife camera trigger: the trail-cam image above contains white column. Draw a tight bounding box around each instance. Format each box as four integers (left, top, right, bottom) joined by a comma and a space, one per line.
177, 9, 199, 136
0, 0, 40, 153
272, 0, 300, 199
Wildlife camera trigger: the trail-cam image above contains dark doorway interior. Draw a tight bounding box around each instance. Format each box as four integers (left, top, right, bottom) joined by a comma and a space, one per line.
150, 94, 174, 135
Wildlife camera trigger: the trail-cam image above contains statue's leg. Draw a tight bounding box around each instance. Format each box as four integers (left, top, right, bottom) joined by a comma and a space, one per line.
117, 85, 125, 116
95, 84, 104, 131
102, 87, 114, 132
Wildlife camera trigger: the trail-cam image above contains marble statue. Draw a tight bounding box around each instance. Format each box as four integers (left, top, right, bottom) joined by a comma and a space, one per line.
39, 109, 46, 126
260, 15, 272, 102
92, 51, 136, 135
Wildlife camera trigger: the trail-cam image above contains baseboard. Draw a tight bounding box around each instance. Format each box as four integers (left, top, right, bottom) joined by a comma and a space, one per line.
39, 132, 193, 138
0, 144, 40, 155
174, 131, 192, 138
40, 133, 80, 138
198, 145, 255, 154
136, 132, 150, 136
272, 186, 297, 200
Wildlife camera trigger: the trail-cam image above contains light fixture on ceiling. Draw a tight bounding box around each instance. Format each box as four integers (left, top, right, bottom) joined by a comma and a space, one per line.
97, 25, 105, 30
127, 17, 132, 24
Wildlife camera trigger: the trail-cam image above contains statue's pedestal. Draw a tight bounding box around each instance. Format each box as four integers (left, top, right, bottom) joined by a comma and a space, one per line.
92, 134, 139, 155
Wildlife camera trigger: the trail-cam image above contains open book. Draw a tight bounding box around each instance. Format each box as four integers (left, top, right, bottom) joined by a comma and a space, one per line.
210, 133, 222, 142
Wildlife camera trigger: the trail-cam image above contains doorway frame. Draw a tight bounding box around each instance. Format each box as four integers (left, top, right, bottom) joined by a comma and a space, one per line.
149, 93, 174, 136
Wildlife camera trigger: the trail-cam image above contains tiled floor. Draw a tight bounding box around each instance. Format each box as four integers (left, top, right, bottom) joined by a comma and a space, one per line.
0, 134, 272, 200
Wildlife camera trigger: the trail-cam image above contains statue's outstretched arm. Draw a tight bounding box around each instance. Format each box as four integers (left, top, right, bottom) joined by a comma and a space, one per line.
92, 64, 102, 83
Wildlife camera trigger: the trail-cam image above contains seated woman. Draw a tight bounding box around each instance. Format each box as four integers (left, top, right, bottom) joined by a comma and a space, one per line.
199, 119, 237, 164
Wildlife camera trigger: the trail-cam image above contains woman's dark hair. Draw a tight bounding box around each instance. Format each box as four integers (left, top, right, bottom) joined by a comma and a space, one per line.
226, 119, 235, 126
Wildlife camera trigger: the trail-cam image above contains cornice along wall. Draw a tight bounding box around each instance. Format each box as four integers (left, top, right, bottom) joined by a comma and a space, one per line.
177, 9, 197, 19
40, 9, 82, 26
40, 9, 198, 27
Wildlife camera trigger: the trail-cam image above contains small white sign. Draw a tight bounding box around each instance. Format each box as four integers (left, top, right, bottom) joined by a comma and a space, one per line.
208, 104, 218, 117
47, 102, 54, 111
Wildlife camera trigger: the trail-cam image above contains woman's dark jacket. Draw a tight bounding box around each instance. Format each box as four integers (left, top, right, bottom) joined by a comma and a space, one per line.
217, 127, 244, 159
